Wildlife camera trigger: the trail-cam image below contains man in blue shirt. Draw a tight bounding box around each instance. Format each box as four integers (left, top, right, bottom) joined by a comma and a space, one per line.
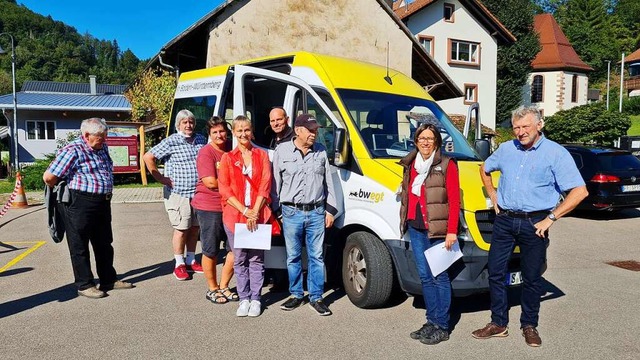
471, 107, 587, 347
143, 109, 207, 281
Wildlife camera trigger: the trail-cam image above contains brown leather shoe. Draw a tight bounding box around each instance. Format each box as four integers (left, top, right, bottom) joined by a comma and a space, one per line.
77, 286, 106, 299
98, 280, 134, 291
522, 326, 542, 347
471, 323, 509, 339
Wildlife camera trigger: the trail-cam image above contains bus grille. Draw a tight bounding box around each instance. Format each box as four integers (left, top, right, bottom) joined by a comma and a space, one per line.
475, 210, 496, 244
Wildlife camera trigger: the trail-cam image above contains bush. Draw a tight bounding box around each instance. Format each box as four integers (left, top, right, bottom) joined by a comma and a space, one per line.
19, 155, 54, 191
493, 126, 514, 148
623, 96, 640, 115
544, 103, 631, 146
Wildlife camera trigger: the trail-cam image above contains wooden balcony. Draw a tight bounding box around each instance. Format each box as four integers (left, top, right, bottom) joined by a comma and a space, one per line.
624, 75, 640, 90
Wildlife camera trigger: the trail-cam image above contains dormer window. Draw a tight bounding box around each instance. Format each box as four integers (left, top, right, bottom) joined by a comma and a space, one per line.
444, 3, 455, 22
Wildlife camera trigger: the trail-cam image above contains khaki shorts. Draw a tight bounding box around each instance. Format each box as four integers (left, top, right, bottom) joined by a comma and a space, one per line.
164, 193, 198, 230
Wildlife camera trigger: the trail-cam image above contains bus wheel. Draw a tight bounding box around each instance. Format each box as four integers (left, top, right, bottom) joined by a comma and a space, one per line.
342, 231, 394, 308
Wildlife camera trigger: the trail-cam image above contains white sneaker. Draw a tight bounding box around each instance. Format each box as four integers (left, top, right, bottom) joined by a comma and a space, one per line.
236, 300, 250, 317
248, 300, 261, 317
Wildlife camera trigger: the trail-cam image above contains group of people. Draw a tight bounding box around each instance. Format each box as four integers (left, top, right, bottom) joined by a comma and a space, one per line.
140, 107, 337, 317
44, 106, 586, 346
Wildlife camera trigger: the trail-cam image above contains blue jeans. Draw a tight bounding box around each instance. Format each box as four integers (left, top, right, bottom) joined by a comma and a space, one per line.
282, 204, 326, 302
408, 226, 451, 330
488, 212, 548, 328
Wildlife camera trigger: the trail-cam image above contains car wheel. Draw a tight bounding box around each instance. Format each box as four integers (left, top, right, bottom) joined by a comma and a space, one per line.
342, 231, 394, 308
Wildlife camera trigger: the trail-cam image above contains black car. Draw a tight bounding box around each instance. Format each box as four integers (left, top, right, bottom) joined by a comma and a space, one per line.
564, 144, 640, 211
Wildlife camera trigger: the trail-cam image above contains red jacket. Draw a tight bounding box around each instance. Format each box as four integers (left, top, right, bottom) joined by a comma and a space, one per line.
218, 146, 272, 233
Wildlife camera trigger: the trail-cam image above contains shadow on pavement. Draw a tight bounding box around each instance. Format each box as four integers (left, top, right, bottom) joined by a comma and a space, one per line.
0, 242, 22, 254
444, 277, 564, 332
0, 282, 77, 319
0, 260, 176, 319
119, 259, 174, 284
0, 206, 45, 229
0, 266, 33, 277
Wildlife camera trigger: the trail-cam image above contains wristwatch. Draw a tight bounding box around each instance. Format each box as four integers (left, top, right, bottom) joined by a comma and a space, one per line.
548, 212, 557, 221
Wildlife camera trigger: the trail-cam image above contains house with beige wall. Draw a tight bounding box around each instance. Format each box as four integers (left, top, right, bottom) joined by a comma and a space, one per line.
394, 0, 515, 129
150, 0, 462, 101
521, 14, 592, 117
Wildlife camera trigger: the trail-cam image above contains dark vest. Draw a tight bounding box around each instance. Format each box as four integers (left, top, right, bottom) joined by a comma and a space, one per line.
399, 149, 451, 238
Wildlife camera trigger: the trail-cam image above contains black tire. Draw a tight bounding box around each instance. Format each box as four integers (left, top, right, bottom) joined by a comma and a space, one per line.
341, 231, 394, 308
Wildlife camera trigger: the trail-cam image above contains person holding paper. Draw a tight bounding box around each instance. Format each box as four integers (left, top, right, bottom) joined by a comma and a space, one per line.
191, 116, 238, 304
218, 115, 272, 318
472, 107, 587, 347
399, 123, 460, 345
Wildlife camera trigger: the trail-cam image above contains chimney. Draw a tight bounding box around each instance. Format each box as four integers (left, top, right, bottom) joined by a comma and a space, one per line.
89, 75, 97, 95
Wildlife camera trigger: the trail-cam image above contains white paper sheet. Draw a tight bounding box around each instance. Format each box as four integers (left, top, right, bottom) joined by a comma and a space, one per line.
424, 241, 463, 276
233, 223, 272, 250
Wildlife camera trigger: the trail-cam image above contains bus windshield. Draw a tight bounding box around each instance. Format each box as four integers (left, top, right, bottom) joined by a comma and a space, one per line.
337, 89, 479, 160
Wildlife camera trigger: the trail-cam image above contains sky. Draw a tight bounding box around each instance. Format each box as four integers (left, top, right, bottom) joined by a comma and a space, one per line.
18, 0, 224, 60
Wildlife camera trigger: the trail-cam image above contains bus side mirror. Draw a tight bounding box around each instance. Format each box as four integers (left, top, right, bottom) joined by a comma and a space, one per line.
332, 128, 349, 166
474, 139, 490, 160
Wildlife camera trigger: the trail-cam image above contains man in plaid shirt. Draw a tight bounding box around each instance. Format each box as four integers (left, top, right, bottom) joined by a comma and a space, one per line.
143, 109, 207, 280
44, 118, 133, 299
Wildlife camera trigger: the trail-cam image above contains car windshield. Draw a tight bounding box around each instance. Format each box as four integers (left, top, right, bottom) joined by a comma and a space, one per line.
337, 89, 479, 160
597, 153, 640, 171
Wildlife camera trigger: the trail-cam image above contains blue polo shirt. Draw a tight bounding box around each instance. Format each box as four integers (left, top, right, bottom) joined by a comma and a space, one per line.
484, 135, 584, 212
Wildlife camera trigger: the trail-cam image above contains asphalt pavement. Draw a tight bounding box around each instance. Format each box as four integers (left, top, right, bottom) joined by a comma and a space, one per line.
0, 198, 639, 360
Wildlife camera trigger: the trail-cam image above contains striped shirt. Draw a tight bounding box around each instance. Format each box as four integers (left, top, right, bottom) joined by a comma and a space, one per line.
47, 137, 114, 194
150, 133, 206, 198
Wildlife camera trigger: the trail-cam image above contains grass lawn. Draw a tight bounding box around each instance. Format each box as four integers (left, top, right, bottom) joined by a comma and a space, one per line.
0, 175, 162, 193
629, 115, 640, 136
0, 179, 15, 194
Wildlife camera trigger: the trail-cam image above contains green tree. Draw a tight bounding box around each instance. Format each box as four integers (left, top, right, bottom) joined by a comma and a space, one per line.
479, 0, 541, 124
125, 67, 176, 125
555, 0, 635, 82
544, 102, 631, 145
613, 0, 640, 48
0, 0, 141, 90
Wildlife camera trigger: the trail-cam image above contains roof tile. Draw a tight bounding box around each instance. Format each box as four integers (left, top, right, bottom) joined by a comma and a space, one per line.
531, 14, 592, 72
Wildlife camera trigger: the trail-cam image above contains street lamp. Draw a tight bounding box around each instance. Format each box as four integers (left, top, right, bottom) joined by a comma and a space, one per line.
0, 33, 18, 172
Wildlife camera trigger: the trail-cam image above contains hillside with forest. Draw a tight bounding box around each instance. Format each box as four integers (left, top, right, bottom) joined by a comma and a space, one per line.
0, 0, 142, 95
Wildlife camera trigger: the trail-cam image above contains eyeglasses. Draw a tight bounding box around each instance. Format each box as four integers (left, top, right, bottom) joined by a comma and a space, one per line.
416, 137, 436, 143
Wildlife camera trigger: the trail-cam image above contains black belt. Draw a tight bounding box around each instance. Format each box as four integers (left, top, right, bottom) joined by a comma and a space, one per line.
71, 189, 113, 201
498, 207, 548, 219
282, 202, 323, 211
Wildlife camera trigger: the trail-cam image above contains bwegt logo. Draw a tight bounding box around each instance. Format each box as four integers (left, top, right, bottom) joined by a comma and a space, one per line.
348, 188, 385, 203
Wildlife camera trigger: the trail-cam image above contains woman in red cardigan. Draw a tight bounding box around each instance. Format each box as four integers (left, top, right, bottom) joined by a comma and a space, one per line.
218, 115, 272, 318
399, 123, 460, 345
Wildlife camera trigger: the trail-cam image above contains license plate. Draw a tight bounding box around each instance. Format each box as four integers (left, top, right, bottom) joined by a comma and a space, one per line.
506, 271, 523, 286
622, 184, 640, 192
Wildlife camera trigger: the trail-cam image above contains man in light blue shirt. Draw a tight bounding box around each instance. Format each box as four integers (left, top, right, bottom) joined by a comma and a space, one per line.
472, 107, 588, 347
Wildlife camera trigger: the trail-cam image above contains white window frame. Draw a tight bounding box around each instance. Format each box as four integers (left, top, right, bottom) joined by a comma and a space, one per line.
448, 39, 480, 67
26, 120, 57, 140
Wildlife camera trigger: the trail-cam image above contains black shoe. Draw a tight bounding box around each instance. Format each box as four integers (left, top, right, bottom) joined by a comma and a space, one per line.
420, 328, 450, 345
410, 322, 436, 340
280, 296, 305, 311
309, 299, 332, 316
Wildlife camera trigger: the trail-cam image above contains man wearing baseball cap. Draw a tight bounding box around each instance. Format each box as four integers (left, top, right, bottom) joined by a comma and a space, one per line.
272, 113, 338, 316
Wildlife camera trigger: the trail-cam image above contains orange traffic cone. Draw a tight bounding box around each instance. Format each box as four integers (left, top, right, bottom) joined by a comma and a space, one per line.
11, 172, 29, 208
